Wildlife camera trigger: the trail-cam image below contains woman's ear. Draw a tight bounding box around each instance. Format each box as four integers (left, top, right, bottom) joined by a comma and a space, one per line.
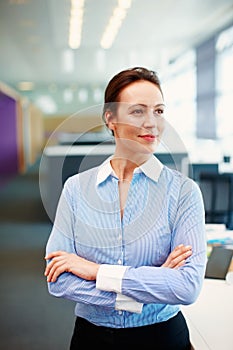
104, 110, 115, 132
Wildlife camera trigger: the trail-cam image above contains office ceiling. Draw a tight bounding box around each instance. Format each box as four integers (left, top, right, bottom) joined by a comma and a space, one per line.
0, 0, 233, 115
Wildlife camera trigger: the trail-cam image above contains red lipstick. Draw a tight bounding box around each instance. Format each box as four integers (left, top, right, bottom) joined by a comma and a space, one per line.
139, 134, 156, 142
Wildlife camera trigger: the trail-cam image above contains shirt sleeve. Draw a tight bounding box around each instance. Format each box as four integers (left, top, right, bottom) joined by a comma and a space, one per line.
115, 293, 143, 313
96, 264, 127, 292
45, 178, 116, 309
96, 264, 143, 313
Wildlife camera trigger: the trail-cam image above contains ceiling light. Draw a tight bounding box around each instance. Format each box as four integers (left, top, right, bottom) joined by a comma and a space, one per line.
118, 0, 132, 9
96, 49, 106, 72
78, 88, 88, 103
35, 95, 57, 114
17, 81, 35, 91
93, 88, 102, 103
100, 0, 132, 49
63, 88, 74, 103
62, 49, 74, 73
69, 0, 85, 49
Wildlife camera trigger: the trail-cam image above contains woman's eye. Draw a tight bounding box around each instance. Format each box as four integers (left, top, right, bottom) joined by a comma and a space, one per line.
154, 109, 164, 116
132, 109, 143, 115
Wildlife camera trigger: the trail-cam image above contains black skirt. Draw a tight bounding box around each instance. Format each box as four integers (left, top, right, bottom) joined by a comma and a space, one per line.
70, 311, 192, 349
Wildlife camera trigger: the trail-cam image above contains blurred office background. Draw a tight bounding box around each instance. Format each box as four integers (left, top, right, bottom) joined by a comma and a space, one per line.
0, 0, 233, 349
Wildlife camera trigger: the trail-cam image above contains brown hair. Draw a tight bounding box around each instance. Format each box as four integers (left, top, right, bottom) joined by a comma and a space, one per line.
102, 67, 163, 132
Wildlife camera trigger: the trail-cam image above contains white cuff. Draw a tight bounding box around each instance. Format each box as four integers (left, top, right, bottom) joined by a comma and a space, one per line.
115, 293, 143, 314
96, 264, 128, 293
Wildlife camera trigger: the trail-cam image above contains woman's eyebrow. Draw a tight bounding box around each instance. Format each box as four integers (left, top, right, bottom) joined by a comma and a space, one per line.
154, 103, 166, 108
128, 103, 166, 108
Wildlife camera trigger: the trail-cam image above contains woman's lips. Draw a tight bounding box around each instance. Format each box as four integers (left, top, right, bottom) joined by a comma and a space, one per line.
139, 134, 157, 142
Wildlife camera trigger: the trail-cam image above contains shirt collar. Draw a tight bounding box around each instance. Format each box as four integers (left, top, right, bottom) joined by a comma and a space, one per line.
96, 155, 164, 186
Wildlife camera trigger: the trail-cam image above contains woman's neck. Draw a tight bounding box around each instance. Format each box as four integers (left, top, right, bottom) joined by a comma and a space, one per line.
110, 153, 150, 181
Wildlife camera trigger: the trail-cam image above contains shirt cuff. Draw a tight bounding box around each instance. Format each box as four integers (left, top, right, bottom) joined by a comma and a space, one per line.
96, 264, 128, 293
115, 293, 143, 314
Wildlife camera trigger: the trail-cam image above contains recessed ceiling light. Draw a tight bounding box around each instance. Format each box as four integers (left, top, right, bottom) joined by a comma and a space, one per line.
62, 49, 74, 73
63, 88, 74, 103
78, 88, 88, 103
17, 81, 35, 91
35, 95, 57, 114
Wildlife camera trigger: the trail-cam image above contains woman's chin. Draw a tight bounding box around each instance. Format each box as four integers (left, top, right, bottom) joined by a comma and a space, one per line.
140, 140, 159, 154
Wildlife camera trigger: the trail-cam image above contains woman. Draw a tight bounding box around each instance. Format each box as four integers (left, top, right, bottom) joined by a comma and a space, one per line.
44, 67, 206, 349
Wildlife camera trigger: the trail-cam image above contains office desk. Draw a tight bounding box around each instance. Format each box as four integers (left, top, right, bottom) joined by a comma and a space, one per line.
182, 277, 233, 350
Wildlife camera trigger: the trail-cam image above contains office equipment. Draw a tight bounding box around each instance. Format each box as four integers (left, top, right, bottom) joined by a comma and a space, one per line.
205, 246, 233, 279
188, 163, 219, 182
199, 172, 233, 229
58, 131, 114, 145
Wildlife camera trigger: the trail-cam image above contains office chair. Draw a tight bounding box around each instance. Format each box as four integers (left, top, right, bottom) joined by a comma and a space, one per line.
199, 172, 233, 229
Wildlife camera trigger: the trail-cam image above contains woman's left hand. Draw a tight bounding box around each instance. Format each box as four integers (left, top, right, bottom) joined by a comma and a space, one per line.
162, 244, 192, 269
44, 251, 100, 283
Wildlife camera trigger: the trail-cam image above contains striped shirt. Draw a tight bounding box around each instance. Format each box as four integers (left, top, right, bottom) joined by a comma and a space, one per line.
46, 155, 207, 328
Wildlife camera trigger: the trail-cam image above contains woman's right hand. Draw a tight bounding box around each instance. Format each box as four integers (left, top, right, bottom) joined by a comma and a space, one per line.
162, 244, 192, 269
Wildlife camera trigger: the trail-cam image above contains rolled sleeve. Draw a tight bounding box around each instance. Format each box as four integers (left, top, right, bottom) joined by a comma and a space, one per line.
96, 264, 128, 293
96, 264, 143, 313
115, 293, 143, 313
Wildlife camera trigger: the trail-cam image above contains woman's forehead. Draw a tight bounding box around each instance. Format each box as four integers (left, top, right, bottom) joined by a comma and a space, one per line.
119, 80, 163, 104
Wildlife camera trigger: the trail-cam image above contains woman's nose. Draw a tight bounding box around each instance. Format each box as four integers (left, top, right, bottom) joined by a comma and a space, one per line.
143, 109, 157, 127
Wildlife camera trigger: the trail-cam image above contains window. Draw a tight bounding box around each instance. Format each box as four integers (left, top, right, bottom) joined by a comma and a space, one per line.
216, 25, 233, 156
161, 50, 196, 152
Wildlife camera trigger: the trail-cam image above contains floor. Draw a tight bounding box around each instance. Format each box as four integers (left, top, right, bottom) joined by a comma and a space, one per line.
0, 160, 76, 350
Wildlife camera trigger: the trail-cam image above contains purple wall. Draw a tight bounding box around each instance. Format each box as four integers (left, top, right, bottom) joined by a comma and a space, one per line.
0, 92, 18, 176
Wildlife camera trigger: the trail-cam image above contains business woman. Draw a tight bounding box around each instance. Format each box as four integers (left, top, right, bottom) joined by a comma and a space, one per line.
44, 67, 206, 349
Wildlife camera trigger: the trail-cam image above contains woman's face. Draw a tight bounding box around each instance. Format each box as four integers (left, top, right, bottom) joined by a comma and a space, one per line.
107, 80, 165, 156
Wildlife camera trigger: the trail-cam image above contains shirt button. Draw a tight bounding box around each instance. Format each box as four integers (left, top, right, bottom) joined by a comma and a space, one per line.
118, 310, 123, 315
117, 259, 122, 264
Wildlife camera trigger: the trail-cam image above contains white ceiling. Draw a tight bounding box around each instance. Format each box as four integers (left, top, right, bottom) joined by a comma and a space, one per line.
0, 0, 233, 115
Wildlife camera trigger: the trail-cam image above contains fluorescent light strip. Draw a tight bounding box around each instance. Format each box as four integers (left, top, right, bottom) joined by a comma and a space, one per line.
69, 0, 85, 49
100, 0, 132, 49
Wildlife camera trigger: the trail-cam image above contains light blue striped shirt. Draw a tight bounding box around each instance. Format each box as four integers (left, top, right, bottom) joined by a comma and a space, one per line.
46, 155, 207, 328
